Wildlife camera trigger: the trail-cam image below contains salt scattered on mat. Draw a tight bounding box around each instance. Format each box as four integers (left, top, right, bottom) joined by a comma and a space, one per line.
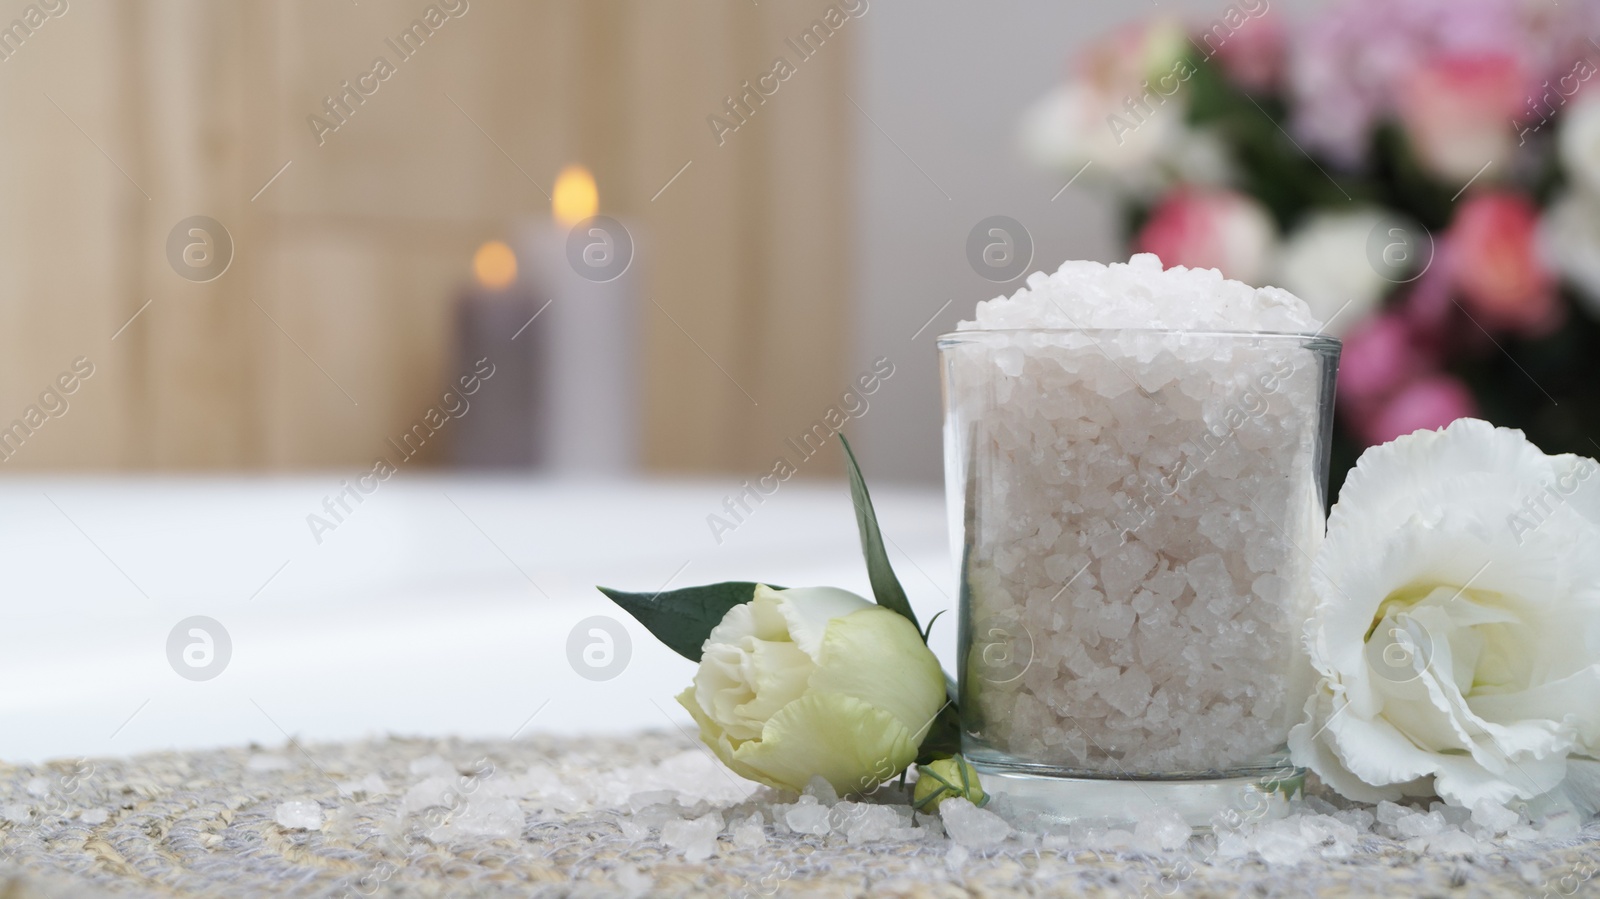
336, 772, 389, 798
783, 796, 832, 835
441, 798, 525, 840
661, 811, 724, 862
1133, 805, 1191, 852
78, 808, 109, 825
274, 800, 324, 831
5, 734, 1594, 897
941, 798, 1011, 847
731, 813, 768, 849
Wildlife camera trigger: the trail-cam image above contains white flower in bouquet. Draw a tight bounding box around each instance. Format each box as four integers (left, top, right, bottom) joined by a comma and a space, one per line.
1019, 18, 1210, 198
1019, 83, 1182, 190
1540, 192, 1600, 318
1559, 98, 1600, 200
1273, 209, 1393, 336
677, 585, 946, 794
1290, 419, 1600, 811
1548, 99, 1600, 317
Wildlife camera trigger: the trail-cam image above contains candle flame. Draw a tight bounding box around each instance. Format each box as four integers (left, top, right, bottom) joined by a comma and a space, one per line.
472, 240, 518, 291
552, 165, 598, 227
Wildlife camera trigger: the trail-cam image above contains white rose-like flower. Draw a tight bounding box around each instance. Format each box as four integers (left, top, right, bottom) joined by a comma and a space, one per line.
1540, 191, 1600, 319
677, 585, 946, 794
1559, 98, 1600, 200
1020, 82, 1181, 178
1273, 209, 1393, 336
1290, 419, 1600, 809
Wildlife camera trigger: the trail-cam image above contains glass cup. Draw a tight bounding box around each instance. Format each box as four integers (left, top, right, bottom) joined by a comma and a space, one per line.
939, 328, 1340, 829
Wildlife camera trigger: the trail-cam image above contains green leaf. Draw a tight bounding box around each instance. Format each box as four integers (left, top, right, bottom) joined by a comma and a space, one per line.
596, 581, 776, 663
838, 434, 920, 635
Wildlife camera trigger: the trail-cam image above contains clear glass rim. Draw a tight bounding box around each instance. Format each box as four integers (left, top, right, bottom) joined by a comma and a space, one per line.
936, 328, 1341, 350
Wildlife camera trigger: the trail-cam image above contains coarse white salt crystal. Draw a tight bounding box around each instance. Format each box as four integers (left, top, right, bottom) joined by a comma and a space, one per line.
959, 254, 1321, 334
628, 790, 677, 812
1333, 807, 1375, 833
732, 813, 768, 849
661, 811, 723, 862
403, 777, 458, 813
79, 808, 110, 825
784, 796, 831, 836
408, 755, 455, 778
940, 798, 1011, 847
837, 802, 902, 845
613, 865, 654, 898
24, 777, 52, 798
1470, 799, 1518, 836
615, 816, 651, 841
1424, 829, 1480, 856
802, 775, 839, 807
1249, 821, 1309, 865
1132, 805, 1191, 852
445, 798, 525, 840
1294, 814, 1359, 859
336, 773, 390, 798
1, 804, 30, 824
1374, 800, 1407, 826
1393, 808, 1446, 839
944, 843, 970, 871
274, 800, 323, 831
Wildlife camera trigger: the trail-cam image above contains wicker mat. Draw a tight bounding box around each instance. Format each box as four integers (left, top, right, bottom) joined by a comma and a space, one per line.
1, 733, 1596, 898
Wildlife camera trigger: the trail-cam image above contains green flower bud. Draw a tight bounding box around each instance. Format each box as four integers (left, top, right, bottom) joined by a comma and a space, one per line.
912, 754, 986, 813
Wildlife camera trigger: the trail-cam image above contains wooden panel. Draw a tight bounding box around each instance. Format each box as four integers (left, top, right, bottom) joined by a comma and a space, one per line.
0, 0, 854, 472
631, 0, 856, 474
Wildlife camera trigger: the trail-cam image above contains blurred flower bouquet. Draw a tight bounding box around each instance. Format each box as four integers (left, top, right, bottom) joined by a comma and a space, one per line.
1022, 0, 1600, 494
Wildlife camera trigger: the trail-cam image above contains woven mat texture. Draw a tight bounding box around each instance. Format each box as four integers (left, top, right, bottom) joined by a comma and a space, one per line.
1, 733, 1597, 897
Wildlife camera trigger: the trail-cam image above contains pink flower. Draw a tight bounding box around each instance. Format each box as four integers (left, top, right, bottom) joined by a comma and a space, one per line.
1289, 0, 1600, 165
1076, 18, 1188, 94
1449, 193, 1557, 333
1133, 188, 1276, 284
1337, 314, 1425, 406
1362, 374, 1479, 446
1400, 237, 1456, 338
1206, 11, 1286, 94
1396, 53, 1525, 183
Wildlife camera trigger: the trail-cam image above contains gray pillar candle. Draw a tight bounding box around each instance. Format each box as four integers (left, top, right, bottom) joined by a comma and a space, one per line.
451, 242, 546, 469
514, 165, 641, 475
516, 217, 640, 475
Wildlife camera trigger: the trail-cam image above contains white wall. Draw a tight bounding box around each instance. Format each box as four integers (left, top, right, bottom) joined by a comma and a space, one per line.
850, 0, 1317, 481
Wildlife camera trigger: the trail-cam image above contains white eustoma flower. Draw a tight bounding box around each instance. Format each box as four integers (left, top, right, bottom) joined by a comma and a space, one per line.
1290, 419, 1600, 809
1560, 98, 1600, 200
1540, 191, 1600, 319
1274, 209, 1393, 336
678, 585, 946, 794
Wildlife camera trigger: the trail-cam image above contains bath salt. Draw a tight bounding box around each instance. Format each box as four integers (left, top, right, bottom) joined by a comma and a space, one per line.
945, 255, 1331, 773
958, 254, 1321, 334
274, 800, 324, 831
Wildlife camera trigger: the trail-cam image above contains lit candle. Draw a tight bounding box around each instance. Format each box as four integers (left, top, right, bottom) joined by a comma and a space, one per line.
517, 165, 640, 474
451, 238, 543, 467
